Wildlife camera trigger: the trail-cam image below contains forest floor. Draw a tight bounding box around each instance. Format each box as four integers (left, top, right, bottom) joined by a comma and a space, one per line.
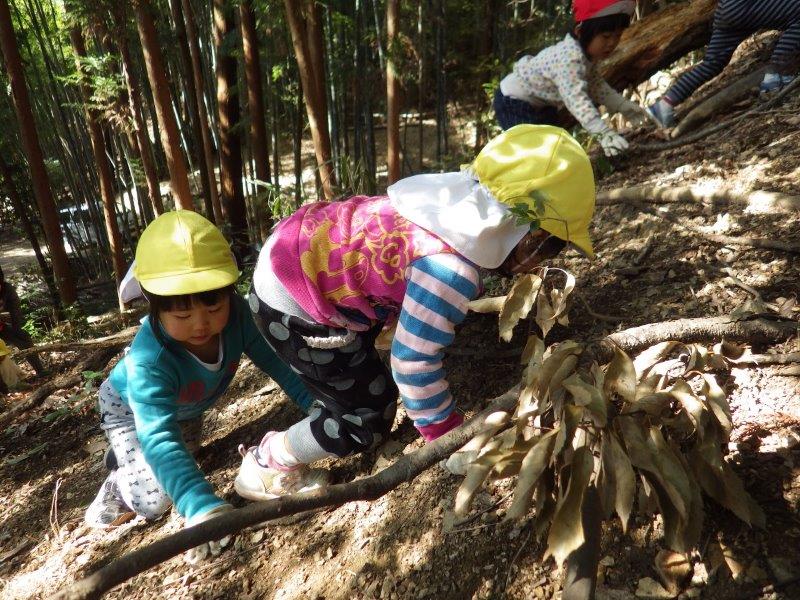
1, 36, 800, 600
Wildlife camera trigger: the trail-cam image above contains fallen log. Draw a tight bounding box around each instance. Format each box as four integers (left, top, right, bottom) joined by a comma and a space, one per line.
600, 0, 716, 90
596, 185, 800, 213
52, 385, 522, 600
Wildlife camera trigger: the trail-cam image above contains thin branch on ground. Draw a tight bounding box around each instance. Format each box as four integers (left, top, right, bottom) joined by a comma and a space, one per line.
576, 292, 625, 323
53, 386, 522, 600
732, 352, 800, 366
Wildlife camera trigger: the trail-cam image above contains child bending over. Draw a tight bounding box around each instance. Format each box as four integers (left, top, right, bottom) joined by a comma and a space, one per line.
233, 125, 596, 501
493, 0, 655, 157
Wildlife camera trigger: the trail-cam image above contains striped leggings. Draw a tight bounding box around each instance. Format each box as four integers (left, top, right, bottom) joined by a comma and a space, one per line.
665, 0, 800, 105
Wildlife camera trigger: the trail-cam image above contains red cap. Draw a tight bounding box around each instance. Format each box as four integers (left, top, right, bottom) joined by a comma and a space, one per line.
573, 0, 635, 22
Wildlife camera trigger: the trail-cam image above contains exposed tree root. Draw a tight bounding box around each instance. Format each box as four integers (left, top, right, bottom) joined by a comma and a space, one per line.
596, 185, 800, 213
0, 346, 122, 430
586, 316, 799, 365
630, 201, 800, 254
52, 386, 521, 600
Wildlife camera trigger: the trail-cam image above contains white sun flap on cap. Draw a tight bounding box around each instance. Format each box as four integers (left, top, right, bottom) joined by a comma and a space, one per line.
388, 171, 530, 269
119, 261, 143, 302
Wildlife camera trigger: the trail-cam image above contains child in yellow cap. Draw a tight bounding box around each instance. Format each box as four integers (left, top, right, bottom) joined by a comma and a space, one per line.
85, 210, 326, 562
235, 125, 595, 501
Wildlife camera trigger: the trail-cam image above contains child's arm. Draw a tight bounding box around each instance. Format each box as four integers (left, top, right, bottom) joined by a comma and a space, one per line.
241, 307, 314, 413
127, 364, 227, 520
548, 55, 609, 135
391, 253, 481, 441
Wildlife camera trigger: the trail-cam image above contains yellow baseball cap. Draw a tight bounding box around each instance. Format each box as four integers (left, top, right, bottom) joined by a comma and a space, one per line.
0, 340, 9, 358
133, 210, 239, 296
468, 125, 596, 257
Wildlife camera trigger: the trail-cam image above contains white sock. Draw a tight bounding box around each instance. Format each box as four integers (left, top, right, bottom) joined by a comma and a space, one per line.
267, 431, 303, 468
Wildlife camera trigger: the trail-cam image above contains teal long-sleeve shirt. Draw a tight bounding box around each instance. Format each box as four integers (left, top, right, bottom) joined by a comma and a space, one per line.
108, 294, 312, 519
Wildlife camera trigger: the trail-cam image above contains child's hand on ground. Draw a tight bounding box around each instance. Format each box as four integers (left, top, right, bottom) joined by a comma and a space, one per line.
184, 503, 234, 564
599, 130, 629, 157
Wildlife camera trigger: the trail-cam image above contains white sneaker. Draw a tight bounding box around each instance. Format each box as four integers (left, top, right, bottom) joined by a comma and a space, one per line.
85, 471, 136, 528
234, 445, 330, 502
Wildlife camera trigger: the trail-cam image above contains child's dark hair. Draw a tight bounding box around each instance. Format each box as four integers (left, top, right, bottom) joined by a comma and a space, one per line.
573, 13, 631, 52
145, 284, 236, 349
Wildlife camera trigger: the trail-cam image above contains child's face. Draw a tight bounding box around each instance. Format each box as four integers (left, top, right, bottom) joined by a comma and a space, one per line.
159, 295, 231, 350
585, 29, 624, 61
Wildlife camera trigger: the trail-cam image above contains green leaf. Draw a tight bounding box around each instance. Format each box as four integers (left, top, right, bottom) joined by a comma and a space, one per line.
545, 446, 594, 565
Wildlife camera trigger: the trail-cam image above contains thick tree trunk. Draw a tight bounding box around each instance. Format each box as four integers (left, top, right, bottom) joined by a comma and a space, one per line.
385, 0, 400, 183
132, 0, 195, 211
213, 0, 250, 258
0, 0, 77, 306
169, 0, 215, 220
181, 0, 222, 224
239, 0, 273, 234
69, 27, 126, 311
600, 0, 717, 90
283, 0, 336, 200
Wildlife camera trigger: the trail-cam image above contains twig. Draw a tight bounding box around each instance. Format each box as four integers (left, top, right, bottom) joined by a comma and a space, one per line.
0, 346, 121, 431
53, 385, 522, 600
453, 492, 513, 529
731, 352, 800, 366
50, 478, 64, 538
13, 327, 136, 359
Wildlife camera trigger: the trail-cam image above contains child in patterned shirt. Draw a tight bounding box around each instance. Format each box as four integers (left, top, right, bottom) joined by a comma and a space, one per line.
494, 0, 655, 157
233, 125, 597, 501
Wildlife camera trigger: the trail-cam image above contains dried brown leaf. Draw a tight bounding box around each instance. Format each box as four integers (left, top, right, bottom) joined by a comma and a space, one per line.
563, 373, 607, 427
545, 446, 594, 565
604, 346, 637, 403
670, 379, 709, 438
603, 432, 635, 532
506, 430, 558, 520
455, 439, 503, 516
499, 274, 542, 342
467, 296, 507, 313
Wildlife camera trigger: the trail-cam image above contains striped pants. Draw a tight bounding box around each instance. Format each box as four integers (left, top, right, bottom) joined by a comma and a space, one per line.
665, 0, 800, 105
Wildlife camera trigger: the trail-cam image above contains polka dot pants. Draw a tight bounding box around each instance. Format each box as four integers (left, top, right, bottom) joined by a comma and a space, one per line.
249, 292, 398, 458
